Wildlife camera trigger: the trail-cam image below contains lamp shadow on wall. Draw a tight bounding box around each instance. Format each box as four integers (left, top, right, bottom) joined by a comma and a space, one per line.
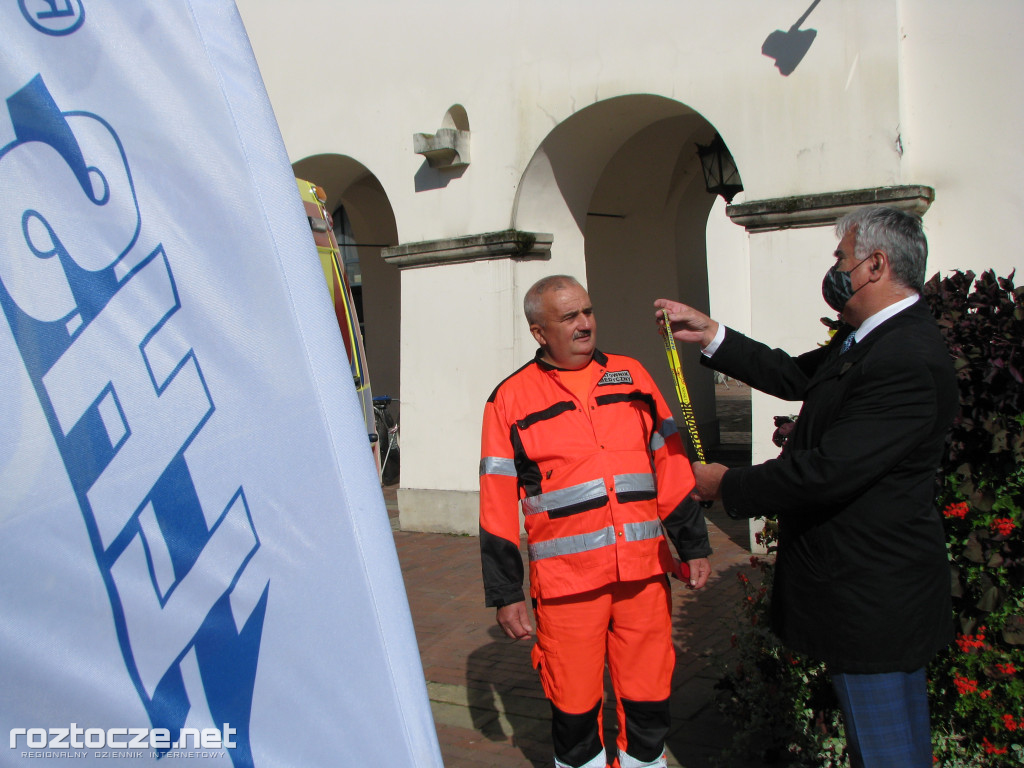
762, 0, 821, 76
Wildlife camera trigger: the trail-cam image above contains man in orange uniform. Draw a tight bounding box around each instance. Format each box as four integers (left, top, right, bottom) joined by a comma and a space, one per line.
479, 275, 712, 768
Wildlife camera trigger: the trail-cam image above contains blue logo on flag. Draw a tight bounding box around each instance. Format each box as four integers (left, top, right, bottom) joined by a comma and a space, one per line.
0, 75, 267, 766
19, 0, 85, 36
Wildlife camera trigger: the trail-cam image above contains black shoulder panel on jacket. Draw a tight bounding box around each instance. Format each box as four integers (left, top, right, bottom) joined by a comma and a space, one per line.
487, 359, 539, 403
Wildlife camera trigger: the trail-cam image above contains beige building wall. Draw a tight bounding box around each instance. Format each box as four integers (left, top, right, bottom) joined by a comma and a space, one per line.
236, 0, 1024, 538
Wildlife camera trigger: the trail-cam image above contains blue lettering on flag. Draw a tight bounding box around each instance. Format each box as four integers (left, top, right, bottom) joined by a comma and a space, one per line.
0, 75, 266, 767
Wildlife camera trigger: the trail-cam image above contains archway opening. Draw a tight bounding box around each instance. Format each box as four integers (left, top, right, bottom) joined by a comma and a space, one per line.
292, 153, 401, 410
512, 95, 751, 476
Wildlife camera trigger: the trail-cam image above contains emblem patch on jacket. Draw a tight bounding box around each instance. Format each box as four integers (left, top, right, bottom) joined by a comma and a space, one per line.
598, 370, 633, 386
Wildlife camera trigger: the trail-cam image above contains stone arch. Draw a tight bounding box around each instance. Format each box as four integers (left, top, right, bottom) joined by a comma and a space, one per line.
292, 153, 401, 405
512, 95, 748, 447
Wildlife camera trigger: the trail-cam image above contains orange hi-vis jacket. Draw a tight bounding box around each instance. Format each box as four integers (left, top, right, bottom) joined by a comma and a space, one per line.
479, 350, 711, 607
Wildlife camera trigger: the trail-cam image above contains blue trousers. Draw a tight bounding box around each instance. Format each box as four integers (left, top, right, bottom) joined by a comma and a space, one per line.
830, 668, 932, 768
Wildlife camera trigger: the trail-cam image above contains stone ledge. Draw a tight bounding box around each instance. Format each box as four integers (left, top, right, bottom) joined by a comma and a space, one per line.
727, 185, 935, 232
397, 487, 480, 534
382, 229, 552, 269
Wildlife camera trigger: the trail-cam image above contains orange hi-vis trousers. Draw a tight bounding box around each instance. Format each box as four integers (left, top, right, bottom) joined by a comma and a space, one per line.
531, 576, 673, 768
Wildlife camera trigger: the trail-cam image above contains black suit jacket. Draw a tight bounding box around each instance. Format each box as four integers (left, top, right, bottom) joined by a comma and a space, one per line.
706, 299, 957, 673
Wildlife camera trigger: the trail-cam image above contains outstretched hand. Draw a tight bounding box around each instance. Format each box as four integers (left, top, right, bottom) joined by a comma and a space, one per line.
692, 461, 728, 502
654, 299, 720, 349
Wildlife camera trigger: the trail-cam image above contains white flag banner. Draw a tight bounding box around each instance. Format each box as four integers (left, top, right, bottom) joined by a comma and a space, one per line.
0, 2, 442, 766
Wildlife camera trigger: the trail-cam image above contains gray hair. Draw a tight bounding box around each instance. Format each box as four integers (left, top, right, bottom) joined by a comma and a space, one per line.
835, 206, 928, 293
524, 275, 584, 324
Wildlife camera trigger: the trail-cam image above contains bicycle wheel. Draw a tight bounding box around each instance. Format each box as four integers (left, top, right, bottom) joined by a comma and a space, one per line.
380, 411, 400, 486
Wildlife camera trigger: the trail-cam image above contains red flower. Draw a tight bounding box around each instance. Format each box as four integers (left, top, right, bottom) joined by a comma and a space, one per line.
737, 572, 750, 584
953, 675, 978, 695
995, 662, 1017, 675
955, 633, 986, 652
943, 501, 970, 519
979, 689, 992, 700
982, 738, 1008, 755
991, 517, 1016, 537
1003, 714, 1018, 732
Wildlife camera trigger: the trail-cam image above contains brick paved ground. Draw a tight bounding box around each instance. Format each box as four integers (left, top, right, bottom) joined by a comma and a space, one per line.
389, 383, 769, 767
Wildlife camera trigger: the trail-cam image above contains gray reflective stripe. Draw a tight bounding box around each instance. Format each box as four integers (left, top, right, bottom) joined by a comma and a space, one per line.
480, 456, 517, 477
529, 526, 616, 561
623, 519, 663, 542
613, 473, 655, 495
522, 478, 607, 516
650, 418, 678, 451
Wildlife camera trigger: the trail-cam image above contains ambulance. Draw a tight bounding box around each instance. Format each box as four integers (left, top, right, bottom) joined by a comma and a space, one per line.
296, 178, 380, 473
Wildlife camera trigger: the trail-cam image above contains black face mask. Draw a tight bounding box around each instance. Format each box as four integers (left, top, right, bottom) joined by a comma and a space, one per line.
821, 257, 870, 313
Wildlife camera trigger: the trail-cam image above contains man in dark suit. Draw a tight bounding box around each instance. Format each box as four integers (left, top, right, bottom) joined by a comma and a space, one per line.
654, 206, 957, 768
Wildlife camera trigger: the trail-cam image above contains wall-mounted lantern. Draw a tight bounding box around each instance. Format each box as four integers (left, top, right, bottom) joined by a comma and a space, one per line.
696, 134, 743, 203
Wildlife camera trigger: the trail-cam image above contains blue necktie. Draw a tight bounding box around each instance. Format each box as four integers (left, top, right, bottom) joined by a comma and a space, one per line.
840, 334, 857, 354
